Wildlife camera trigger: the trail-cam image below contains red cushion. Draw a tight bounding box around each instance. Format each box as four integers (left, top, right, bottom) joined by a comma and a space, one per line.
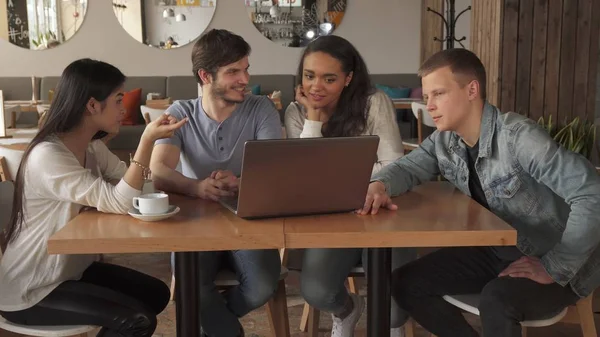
121, 88, 142, 125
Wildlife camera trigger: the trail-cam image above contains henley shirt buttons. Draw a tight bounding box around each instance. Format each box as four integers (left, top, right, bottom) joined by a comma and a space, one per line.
220, 147, 224, 151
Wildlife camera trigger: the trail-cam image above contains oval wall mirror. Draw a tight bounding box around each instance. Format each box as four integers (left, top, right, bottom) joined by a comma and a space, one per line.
1, 0, 88, 50
244, 0, 346, 48
113, 0, 217, 49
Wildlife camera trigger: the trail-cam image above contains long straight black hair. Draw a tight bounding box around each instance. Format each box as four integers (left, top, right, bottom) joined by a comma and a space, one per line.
296, 35, 374, 137
5, 59, 126, 244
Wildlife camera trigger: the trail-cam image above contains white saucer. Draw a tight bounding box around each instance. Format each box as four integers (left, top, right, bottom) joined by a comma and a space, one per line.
128, 205, 180, 222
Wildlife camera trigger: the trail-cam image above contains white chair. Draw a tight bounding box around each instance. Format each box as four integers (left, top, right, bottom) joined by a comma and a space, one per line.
430, 293, 597, 337
140, 106, 167, 125
402, 102, 435, 152
0, 181, 97, 337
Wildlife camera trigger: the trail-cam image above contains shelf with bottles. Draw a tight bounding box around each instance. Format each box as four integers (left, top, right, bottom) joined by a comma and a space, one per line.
256, 26, 297, 40
251, 11, 302, 25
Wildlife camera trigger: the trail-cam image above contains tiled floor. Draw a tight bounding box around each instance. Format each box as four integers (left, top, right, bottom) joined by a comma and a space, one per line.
1, 252, 599, 337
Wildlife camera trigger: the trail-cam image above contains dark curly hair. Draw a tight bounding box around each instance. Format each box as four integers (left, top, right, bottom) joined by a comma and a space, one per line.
296, 35, 374, 137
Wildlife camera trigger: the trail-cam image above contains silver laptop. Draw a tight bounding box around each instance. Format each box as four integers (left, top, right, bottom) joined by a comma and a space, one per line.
219, 136, 379, 219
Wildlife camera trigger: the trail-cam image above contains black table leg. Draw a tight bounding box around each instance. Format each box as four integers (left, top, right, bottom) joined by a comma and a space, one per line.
367, 247, 391, 337
175, 252, 201, 337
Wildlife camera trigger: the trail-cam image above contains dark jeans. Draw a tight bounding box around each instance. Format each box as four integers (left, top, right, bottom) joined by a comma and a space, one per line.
1, 262, 170, 337
196, 249, 281, 337
301, 247, 417, 328
392, 247, 580, 337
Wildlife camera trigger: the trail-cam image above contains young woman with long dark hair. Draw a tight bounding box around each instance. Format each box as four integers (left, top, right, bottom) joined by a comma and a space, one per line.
284, 36, 415, 337
0, 58, 186, 337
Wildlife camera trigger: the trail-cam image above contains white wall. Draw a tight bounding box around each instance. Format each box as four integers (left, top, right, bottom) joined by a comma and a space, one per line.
144, 3, 215, 46
439, 0, 471, 49
454, 0, 471, 49
0, 0, 422, 76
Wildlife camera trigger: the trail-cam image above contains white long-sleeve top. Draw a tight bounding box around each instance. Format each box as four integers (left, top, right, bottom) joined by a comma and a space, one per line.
0, 137, 140, 311
284, 90, 404, 175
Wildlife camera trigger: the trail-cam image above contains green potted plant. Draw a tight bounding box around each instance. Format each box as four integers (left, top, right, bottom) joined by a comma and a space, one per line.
537, 116, 599, 173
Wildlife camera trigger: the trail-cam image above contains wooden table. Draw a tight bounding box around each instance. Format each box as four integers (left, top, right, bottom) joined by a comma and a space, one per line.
49, 194, 284, 337
48, 182, 516, 337
4, 101, 49, 128
284, 182, 514, 249
48, 194, 285, 254
284, 182, 515, 337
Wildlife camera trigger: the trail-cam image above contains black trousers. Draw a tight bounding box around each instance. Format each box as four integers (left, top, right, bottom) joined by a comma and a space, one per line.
392, 247, 580, 337
2, 262, 170, 337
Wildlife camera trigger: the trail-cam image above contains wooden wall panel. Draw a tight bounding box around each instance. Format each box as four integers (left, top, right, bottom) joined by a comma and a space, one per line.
477, 0, 600, 124
529, 0, 548, 122
420, 0, 444, 65
557, 0, 578, 121
471, 0, 600, 164
500, 0, 519, 112
470, 0, 503, 106
544, 0, 564, 123
586, 0, 600, 118
572, 0, 593, 121
515, 0, 534, 117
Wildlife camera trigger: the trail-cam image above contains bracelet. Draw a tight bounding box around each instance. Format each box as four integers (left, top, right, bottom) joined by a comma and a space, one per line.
129, 153, 151, 179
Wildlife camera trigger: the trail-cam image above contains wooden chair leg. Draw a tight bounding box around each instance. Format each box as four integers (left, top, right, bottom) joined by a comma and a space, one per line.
169, 274, 176, 301
300, 302, 321, 336
300, 302, 310, 332
521, 326, 527, 337
300, 277, 355, 333
279, 248, 289, 266
307, 304, 320, 337
347, 277, 357, 294
266, 279, 290, 337
576, 295, 597, 337
404, 318, 415, 337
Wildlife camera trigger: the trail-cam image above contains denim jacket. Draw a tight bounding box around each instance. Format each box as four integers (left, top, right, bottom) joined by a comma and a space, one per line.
373, 103, 600, 297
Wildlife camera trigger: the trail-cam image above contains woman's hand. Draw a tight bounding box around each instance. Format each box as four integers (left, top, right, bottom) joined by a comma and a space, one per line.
141, 113, 188, 143
295, 85, 327, 122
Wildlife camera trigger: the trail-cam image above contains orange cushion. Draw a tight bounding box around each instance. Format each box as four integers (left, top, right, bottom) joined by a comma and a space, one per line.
121, 88, 142, 125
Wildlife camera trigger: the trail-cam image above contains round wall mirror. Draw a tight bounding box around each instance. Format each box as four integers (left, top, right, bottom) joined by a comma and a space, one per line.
113, 0, 217, 49
1, 0, 88, 50
245, 0, 346, 48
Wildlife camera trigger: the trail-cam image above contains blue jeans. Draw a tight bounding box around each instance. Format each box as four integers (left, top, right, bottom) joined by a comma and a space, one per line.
172, 249, 281, 337
300, 247, 417, 328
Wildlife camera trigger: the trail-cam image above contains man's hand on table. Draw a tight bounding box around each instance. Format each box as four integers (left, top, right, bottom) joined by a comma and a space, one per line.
196, 170, 239, 201
356, 181, 397, 215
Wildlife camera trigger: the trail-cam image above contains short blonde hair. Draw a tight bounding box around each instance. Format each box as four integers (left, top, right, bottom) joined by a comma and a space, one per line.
418, 49, 487, 100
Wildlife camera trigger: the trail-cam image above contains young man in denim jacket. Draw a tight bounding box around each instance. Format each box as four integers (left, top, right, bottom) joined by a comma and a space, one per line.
358, 48, 600, 337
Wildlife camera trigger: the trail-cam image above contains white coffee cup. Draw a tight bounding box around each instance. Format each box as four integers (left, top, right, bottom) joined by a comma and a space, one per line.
133, 193, 169, 215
